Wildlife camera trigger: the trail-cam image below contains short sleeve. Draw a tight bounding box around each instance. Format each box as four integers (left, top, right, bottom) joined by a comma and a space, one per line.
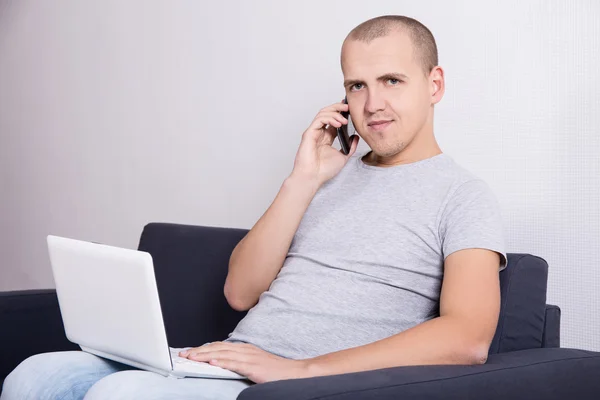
439, 179, 507, 271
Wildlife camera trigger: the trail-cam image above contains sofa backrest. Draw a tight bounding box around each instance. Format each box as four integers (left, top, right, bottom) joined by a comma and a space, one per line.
138, 223, 249, 348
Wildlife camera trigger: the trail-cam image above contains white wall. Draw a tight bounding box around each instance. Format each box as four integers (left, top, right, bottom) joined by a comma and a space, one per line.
1, 0, 599, 351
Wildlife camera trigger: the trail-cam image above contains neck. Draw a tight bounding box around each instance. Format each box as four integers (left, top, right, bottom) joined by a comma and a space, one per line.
362, 130, 442, 168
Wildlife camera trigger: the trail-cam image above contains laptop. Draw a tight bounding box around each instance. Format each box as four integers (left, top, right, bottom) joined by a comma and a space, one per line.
46, 235, 246, 380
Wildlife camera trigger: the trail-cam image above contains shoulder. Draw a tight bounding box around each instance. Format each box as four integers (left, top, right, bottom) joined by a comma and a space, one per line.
436, 155, 498, 201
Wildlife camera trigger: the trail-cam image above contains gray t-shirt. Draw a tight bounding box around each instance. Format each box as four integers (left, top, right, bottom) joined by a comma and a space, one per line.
225, 151, 507, 360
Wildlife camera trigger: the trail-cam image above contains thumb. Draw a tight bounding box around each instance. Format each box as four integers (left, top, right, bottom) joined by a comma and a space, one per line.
347, 135, 360, 157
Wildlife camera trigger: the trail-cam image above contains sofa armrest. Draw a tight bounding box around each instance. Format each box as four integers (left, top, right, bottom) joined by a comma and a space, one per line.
238, 348, 600, 400
489, 253, 549, 354
0, 290, 78, 382
542, 304, 561, 348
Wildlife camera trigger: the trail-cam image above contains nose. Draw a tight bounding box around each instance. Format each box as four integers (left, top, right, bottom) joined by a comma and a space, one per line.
365, 89, 386, 114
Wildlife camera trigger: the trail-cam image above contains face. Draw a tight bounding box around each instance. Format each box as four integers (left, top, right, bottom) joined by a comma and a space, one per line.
341, 30, 444, 159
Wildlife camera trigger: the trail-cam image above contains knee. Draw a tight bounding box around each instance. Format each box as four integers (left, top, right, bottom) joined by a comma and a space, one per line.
84, 371, 164, 400
1, 351, 114, 400
2, 352, 77, 400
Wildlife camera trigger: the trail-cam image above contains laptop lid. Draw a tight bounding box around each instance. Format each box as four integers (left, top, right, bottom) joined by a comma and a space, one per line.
47, 235, 173, 374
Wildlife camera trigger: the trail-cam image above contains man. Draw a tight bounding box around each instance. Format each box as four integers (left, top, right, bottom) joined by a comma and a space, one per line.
1, 15, 507, 400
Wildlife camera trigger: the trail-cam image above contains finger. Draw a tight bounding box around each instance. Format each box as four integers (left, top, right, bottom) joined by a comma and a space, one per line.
318, 111, 348, 125
210, 342, 256, 353
186, 346, 238, 359
304, 116, 344, 144
319, 122, 342, 148
312, 115, 345, 131
322, 101, 349, 114
321, 124, 339, 146
304, 119, 339, 142
181, 342, 252, 357
187, 350, 222, 362
180, 344, 213, 358
179, 342, 217, 357
185, 343, 267, 362
188, 350, 249, 363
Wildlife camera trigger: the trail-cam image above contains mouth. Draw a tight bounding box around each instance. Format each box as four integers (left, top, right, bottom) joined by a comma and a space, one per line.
368, 120, 393, 132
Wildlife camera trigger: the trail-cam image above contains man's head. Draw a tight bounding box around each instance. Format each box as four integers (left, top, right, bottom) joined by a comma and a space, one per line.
341, 16, 445, 164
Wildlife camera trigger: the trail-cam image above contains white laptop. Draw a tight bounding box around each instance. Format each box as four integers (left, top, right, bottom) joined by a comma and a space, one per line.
46, 235, 246, 380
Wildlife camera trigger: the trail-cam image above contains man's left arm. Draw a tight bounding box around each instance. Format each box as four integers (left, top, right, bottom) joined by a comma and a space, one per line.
304, 248, 501, 377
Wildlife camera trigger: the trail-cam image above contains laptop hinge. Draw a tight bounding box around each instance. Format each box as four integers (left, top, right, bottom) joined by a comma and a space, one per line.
80, 346, 170, 377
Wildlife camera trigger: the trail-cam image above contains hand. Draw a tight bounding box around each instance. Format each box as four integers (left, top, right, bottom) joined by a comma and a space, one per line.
180, 342, 310, 384
290, 100, 360, 188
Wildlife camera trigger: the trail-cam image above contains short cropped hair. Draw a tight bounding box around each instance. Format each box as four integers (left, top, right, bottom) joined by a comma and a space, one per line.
344, 15, 438, 78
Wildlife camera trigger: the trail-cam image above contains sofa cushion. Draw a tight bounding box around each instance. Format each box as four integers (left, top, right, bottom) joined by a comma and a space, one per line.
238, 348, 600, 400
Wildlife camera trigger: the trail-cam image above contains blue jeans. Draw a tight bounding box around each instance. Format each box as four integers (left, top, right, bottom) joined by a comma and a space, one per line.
0, 351, 253, 400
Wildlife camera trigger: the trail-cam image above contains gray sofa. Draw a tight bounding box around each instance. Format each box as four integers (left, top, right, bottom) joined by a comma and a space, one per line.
1, 222, 600, 399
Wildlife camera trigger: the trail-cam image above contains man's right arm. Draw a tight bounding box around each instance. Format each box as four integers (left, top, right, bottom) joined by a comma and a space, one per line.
224, 100, 359, 312
224, 175, 319, 311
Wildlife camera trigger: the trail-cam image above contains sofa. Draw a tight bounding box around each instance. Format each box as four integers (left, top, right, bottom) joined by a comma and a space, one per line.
1, 222, 600, 399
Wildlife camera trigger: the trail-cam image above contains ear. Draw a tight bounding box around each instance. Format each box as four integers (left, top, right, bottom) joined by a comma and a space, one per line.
430, 66, 445, 104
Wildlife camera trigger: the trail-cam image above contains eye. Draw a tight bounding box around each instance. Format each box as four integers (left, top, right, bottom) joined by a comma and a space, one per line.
350, 83, 364, 91
387, 78, 402, 85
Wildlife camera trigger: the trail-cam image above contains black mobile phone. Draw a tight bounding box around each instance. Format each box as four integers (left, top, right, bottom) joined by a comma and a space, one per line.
337, 97, 352, 155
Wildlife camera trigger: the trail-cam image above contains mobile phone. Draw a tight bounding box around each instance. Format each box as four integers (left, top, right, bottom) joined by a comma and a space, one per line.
337, 97, 352, 155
